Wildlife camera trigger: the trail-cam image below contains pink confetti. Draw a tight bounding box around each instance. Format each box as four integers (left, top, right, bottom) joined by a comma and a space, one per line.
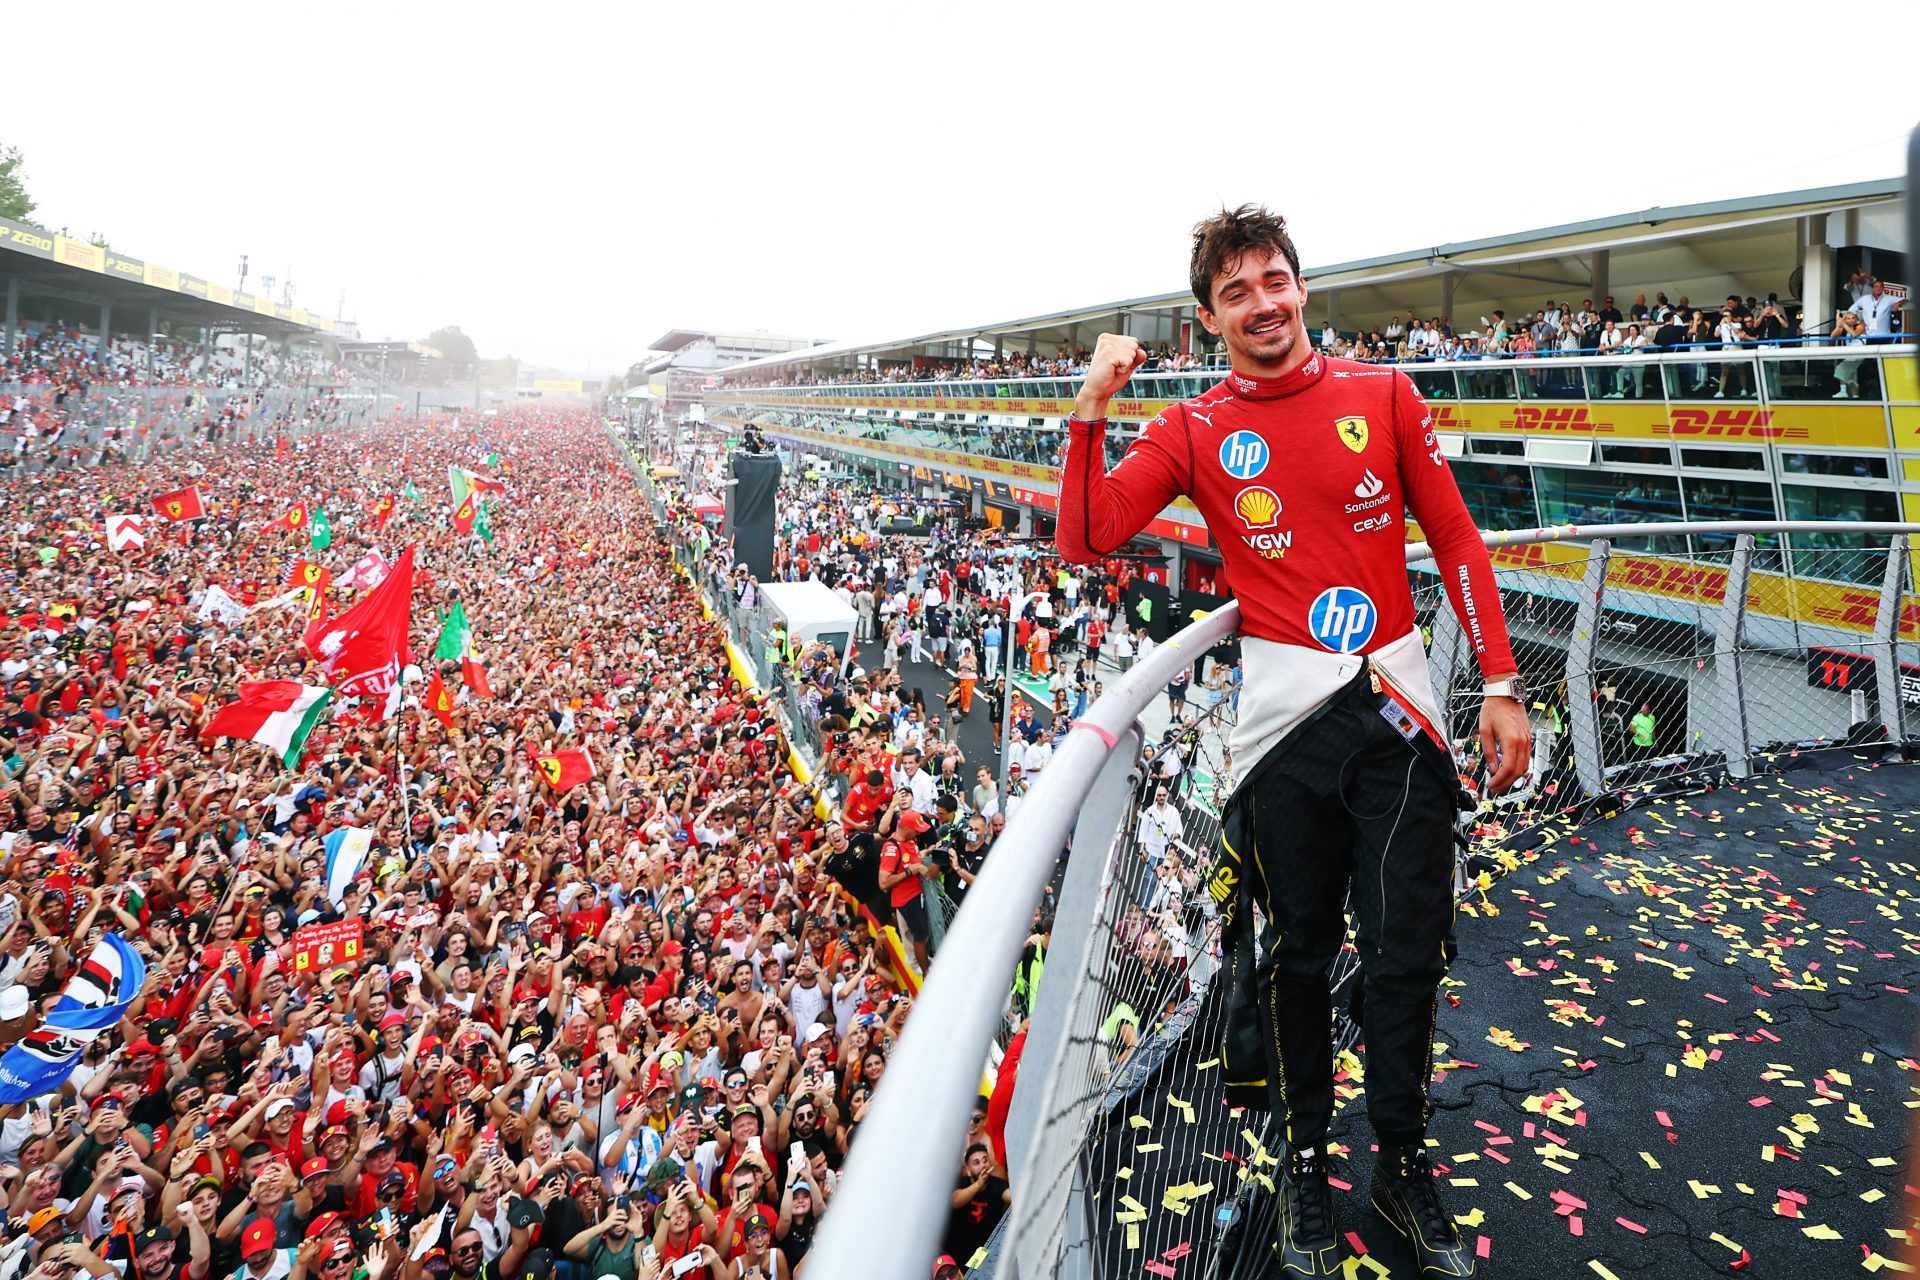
1704, 992, 1728, 1003
1617, 1217, 1648, 1234
1483, 1146, 1510, 1164
1775, 1198, 1801, 1218
1144, 1263, 1175, 1278
1163, 1243, 1193, 1261
1486, 1135, 1513, 1146
1345, 1232, 1368, 1255
1569, 1215, 1584, 1237
1524, 1122, 1537, 1138
1655, 1110, 1673, 1128
1474, 1120, 1502, 1134
1749, 1096, 1772, 1107
1778, 1189, 1807, 1204
1327, 1176, 1353, 1192
1476, 1235, 1491, 1259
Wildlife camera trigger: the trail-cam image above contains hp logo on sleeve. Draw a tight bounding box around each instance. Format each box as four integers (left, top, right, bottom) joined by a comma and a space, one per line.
1307, 586, 1377, 653
1218, 430, 1269, 480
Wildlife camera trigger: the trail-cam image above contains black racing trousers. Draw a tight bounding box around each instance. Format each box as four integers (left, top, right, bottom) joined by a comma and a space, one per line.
1237, 671, 1457, 1150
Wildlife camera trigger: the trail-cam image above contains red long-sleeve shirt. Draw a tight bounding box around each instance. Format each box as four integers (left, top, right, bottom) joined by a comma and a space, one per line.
1057, 354, 1514, 675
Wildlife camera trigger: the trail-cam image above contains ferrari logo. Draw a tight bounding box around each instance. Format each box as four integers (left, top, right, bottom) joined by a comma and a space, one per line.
288, 509, 305, 526
165, 502, 182, 518
300, 564, 323, 584
1335, 416, 1369, 454
537, 758, 562, 786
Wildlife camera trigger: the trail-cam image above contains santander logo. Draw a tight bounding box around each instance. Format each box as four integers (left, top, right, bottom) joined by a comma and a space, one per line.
1345, 468, 1393, 515
1353, 470, 1383, 499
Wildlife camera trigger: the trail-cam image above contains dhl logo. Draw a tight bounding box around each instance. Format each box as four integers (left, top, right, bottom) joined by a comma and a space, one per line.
1494, 406, 1614, 434
1653, 408, 1808, 440
1801, 590, 1920, 635
1610, 558, 1728, 603
1429, 405, 1471, 431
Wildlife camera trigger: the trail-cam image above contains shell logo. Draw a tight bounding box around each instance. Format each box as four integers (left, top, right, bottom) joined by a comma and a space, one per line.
1234, 486, 1282, 529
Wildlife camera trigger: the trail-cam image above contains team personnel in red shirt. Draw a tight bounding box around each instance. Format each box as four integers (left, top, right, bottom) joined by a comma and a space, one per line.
1058, 206, 1529, 1277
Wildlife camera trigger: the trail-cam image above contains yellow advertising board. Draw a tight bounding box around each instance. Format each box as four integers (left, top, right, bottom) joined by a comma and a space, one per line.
721, 391, 1892, 451
1425, 401, 1889, 449
143, 263, 180, 291
206, 283, 235, 306
253, 296, 277, 317
1482, 539, 1920, 639
52, 236, 106, 272
533, 379, 585, 394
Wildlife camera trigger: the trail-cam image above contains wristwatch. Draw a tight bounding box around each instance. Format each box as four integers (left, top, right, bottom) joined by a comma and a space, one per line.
1483, 677, 1527, 705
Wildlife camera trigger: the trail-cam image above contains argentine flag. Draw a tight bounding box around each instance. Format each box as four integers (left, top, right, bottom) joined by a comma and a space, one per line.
323, 827, 374, 908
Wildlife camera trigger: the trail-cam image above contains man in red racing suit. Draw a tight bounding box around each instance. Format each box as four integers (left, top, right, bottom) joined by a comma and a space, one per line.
1057, 206, 1528, 1278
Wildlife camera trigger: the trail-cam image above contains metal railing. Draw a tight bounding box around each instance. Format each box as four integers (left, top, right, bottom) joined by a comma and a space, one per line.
807, 519, 1920, 1280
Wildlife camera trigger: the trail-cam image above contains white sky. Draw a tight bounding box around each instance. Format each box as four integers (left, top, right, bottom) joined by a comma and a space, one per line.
7, 2, 1918, 373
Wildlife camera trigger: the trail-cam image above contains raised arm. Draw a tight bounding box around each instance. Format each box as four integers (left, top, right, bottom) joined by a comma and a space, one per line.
1057, 334, 1189, 564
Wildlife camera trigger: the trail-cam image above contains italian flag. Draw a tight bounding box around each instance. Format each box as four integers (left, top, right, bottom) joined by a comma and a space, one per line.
202, 681, 333, 768
434, 601, 493, 696
448, 465, 506, 508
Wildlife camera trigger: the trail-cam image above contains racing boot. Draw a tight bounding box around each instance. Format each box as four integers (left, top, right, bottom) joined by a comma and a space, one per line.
1274, 1144, 1340, 1277
1371, 1141, 1475, 1276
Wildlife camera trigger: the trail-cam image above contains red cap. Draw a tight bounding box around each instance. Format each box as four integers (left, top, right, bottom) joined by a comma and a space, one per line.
511, 984, 542, 1005
895, 810, 931, 837
661, 940, 684, 956
241, 1219, 278, 1256
617, 1090, 643, 1112
933, 1258, 960, 1275
126, 1038, 158, 1056
319, 1125, 350, 1145
300, 1156, 330, 1180
379, 1011, 407, 1031
304, 1211, 342, 1240
324, 1100, 351, 1126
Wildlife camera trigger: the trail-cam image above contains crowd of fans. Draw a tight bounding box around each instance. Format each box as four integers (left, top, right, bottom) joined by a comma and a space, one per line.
0, 399, 1074, 1280
718, 274, 1905, 392
3, 326, 367, 395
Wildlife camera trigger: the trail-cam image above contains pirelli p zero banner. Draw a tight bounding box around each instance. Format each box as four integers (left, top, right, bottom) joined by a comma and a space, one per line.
0, 215, 54, 260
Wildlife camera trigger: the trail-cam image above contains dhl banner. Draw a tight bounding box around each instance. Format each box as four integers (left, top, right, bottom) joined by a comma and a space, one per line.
1477, 539, 1920, 640
720, 392, 1895, 451
1426, 401, 1890, 450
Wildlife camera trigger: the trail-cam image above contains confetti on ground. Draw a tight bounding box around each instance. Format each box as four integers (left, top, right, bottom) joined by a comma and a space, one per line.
1056, 762, 1918, 1279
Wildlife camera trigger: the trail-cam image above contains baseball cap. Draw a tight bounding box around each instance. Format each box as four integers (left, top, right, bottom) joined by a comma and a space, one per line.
136, 1226, 177, 1247
241, 1219, 278, 1256
27, 1206, 64, 1233
301, 1156, 330, 1180
745, 1213, 772, 1235
303, 1211, 342, 1240
379, 1010, 407, 1030
933, 1256, 962, 1278
895, 810, 931, 836
264, 1097, 296, 1119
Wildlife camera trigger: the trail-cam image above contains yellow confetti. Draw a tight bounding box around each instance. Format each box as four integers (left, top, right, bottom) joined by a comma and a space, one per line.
1125, 1222, 1140, 1250
1504, 1181, 1532, 1200
1709, 1232, 1743, 1253
1455, 1208, 1486, 1227
1136, 1143, 1162, 1154
1862, 1188, 1886, 1204
1802, 1223, 1843, 1240
1129, 1115, 1152, 1130
1589, 1261, 1622, 1280
1639, 1151, 1661, 1170
1688, 1180, 1721, 1199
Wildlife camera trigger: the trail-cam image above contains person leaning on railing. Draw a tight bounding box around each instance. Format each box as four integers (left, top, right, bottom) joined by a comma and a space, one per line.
1056, 204, 1530, 1278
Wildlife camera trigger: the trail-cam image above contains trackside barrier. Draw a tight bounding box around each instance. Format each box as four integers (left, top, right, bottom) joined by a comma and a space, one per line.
805, 519, 1920, 1280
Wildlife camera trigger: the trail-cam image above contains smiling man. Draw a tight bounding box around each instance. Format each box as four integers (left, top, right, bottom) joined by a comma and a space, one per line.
1057, 205, 1528, 1277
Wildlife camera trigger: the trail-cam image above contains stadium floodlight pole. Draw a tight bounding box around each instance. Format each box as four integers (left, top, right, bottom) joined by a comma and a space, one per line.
998, 589, 1049, 791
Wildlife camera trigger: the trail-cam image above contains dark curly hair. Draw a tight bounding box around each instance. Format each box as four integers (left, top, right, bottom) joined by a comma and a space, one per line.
1189, 204, 1303, 311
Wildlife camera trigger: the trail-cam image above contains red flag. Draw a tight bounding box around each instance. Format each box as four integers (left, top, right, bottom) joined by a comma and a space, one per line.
263, 505, 308, 534
305, 545, 415, 714
423, 669, 455, 729
275, 436, 287, 461
451, 492, 478, 536
372, 494, 397, 533
151, 486, 206, 522
531, 747, 594, 792
461, 655, 493, 699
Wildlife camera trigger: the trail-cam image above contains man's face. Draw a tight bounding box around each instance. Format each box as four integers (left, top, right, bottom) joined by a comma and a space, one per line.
138, 1239, 175, 1274
450, 1231, 485, 1278
1199, 247, 1308, 371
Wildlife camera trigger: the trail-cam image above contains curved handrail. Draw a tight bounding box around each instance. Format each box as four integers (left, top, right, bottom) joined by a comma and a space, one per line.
805, 518, 1920, 1280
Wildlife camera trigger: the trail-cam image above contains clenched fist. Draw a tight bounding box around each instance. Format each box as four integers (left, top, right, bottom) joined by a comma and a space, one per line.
1074, 333, 1148, 422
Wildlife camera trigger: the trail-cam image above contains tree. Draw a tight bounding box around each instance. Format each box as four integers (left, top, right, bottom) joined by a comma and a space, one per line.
0, 144, 36, 221
425, 326, 479, 370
